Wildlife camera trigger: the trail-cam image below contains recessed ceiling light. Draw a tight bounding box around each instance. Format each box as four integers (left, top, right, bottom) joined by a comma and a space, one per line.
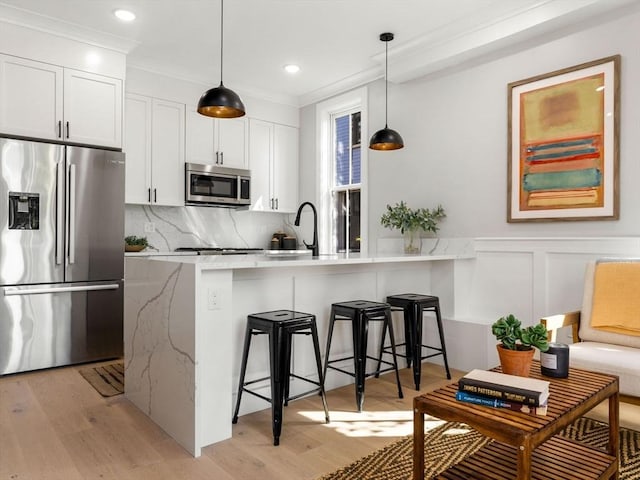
284, 64, 300, 74
114, 9, 136, 22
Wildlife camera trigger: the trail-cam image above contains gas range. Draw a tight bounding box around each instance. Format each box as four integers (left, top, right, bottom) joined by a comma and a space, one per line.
174, 247, 264, 256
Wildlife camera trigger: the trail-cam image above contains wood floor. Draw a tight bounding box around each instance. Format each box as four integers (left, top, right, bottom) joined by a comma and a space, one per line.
0, 360, 460, 480
2, 361, 639, 480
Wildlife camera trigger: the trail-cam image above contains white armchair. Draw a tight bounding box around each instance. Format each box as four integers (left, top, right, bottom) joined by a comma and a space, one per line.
542, 259, 640, 401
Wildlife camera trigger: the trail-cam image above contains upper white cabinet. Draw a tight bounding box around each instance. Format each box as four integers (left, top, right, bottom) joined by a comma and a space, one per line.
185, 106, 247, 168
0, 54, 62, 140
124, 94, 152, 205
273, 124, 299, 213
0, 54, 122, 148
249, 119, 298, 213
63, 69, 122, 148
124, 93, 185, 206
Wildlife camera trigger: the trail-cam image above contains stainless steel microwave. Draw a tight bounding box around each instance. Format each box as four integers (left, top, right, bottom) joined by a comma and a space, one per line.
185, 163, 251, 207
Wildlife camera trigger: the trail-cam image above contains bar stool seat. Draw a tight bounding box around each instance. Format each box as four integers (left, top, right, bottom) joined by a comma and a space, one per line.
323, 300, 403, 412
232, 310, 330, 446
377, 294, 451, 390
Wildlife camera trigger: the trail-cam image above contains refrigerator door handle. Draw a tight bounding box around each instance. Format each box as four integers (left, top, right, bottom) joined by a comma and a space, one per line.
3, 283, 120, 296
55, 161, 65, 265
68, 164, 76, 264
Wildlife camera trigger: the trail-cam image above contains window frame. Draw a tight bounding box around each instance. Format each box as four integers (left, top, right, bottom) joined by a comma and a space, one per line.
315, 87, 368, 255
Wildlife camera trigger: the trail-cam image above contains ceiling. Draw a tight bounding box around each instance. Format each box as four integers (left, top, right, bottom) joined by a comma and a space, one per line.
0, 0, 638, 106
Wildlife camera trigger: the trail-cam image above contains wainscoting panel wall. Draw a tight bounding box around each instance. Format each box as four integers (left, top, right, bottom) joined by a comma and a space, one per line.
449, 237, 640, 371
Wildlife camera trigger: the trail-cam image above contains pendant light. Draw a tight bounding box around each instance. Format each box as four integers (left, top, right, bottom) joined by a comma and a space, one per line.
369, 32, 404, 150
197, 0, 245, 118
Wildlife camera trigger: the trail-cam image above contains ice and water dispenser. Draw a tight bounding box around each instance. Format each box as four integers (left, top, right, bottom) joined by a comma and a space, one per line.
8, 192, 39, 230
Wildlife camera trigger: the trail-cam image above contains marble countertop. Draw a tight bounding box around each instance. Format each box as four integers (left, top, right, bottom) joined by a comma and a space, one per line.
126, 251, 475, 269
125, 251, 195, 257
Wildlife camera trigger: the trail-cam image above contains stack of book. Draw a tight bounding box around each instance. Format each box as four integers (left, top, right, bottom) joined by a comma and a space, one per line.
456, 369, 551, 415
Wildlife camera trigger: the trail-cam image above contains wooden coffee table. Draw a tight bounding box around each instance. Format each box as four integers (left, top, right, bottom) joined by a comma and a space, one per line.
413, 362, 619, 480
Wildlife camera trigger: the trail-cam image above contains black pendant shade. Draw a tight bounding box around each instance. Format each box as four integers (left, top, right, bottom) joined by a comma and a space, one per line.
198, 0, 245, 119
369, 32, 403, 151
198, 82, 245, 118
369, 125, 404, 150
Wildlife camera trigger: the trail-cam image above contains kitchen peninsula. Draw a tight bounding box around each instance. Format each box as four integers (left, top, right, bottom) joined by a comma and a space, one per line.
124, 248, 473, 456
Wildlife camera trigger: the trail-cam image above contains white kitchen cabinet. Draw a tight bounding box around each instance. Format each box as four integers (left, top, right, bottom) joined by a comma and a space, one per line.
0, 54, 122, 148
0, 54, 62, 140
249, 119, 298, 213
63, 68, 122, 148
124, 94, 184, 206
185, 105, 247, 168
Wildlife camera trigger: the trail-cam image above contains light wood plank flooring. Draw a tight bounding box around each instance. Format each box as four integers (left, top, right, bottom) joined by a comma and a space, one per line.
2, 361, 639, 480
0, 360, 458, 480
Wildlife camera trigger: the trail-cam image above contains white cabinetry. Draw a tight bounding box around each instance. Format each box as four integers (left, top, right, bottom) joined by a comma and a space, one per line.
249, 119, 298, 213
0, 53, 122, 148
185, 106, 247, 168
124, 93, 185, 206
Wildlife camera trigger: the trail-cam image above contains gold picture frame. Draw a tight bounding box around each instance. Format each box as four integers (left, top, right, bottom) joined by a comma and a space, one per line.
507, 55, 620, 222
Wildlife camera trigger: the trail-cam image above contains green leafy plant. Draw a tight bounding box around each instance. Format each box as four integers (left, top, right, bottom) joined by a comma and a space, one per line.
380, 201, 445, 234
125, 235, 150, 247
492, 314, 549, 352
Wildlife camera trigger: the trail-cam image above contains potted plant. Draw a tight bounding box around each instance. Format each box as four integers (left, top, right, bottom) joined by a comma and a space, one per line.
380, 201, 445, 254
125, 235, 151, 252
492, 314, 549, 377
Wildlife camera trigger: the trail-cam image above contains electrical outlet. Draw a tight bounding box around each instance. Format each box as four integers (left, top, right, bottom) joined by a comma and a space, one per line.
207, 288, 220, 310
144, 222, 155, 233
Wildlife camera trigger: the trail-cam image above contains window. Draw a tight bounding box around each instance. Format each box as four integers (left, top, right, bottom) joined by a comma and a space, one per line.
316, 87, 368, 255
332, 111, 361, 252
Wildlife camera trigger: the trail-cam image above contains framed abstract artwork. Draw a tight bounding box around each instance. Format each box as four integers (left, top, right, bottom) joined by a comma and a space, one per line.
507, 55, 620, 222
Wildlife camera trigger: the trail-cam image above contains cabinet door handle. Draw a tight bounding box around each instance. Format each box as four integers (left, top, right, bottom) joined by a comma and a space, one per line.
66, 121, 70, 139
153, 188, 157, 203
57, 120, 62, 138
215, 151, 219, 164
275, 198, 279, 210
270, 198, 273, 209
220, 152, 223, 165
148, 188, 151, 202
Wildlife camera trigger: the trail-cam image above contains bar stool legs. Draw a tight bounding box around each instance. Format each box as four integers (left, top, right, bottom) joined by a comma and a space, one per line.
377, 294, 451, 390
324, 301, 403, 412
232, 310, 329, 446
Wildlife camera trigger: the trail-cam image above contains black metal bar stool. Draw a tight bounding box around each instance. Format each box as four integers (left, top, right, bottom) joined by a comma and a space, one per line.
376, 294, 451, 390
323, 300, 403, 412
232, 310, 330, 446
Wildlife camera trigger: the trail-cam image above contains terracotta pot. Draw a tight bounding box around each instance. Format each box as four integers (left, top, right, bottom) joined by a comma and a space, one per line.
496, 344, 535, 377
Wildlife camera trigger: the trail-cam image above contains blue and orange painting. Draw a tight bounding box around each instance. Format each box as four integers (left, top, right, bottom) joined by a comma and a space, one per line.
519, 73, 605, 211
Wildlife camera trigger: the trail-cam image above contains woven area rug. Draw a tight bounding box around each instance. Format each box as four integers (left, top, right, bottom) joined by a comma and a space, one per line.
318, 417, 640, 480
78, 361, 124, 397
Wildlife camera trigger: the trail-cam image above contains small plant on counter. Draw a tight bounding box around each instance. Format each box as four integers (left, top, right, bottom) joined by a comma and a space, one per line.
380, 201, 445, 234
124, 235, 152, 252
380, 201, 445, 254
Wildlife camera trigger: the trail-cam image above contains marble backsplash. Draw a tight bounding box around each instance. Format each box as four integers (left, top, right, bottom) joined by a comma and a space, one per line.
125, 204, 300, 252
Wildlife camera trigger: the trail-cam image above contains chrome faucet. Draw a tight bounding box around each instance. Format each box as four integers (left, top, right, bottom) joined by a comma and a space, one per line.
294, 201, 318, 257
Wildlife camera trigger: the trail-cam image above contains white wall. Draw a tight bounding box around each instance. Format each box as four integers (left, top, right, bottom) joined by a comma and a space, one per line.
301, 11, 640, 244
368, 11, 640, 242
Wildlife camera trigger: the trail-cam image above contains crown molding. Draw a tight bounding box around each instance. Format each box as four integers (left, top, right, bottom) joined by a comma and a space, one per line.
297, 0, 640, 106
0, 3, 139, 53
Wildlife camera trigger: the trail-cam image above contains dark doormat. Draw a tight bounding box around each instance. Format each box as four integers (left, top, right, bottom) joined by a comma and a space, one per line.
79, 361, 124, 397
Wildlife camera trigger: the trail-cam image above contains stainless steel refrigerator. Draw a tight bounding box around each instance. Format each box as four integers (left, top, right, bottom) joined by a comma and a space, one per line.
0, 137, 125, 375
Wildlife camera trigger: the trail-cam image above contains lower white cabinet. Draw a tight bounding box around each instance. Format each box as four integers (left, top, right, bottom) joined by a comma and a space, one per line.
249, 119, 298, 213
124, 93, 185, 206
